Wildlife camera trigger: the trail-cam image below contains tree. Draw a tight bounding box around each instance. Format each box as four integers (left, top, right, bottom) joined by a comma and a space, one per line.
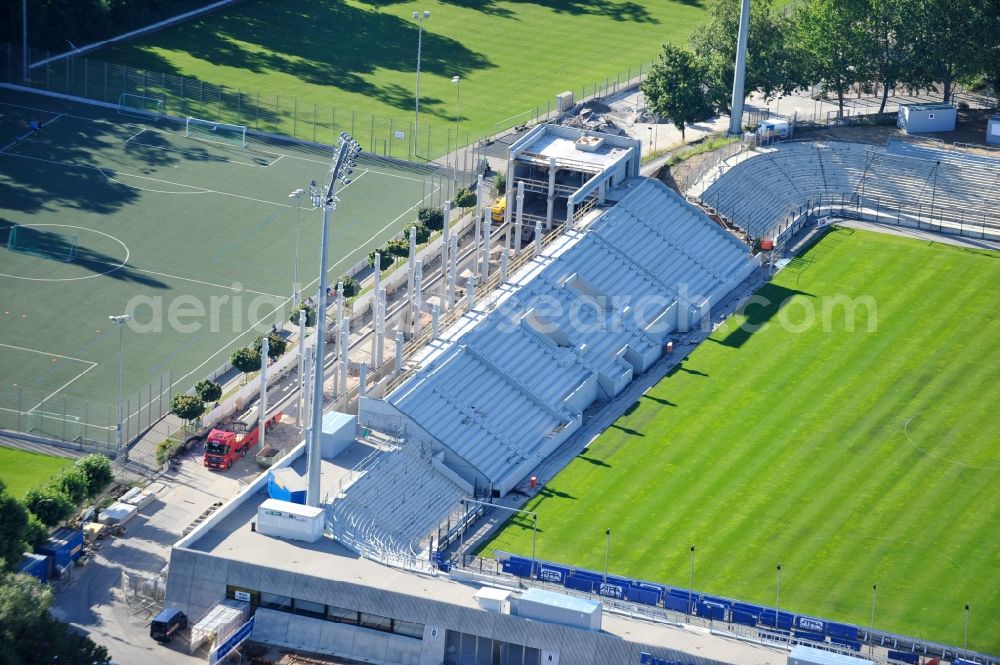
170, 393, 205, 424
405, 223, 431, 245
195, 379, 222, 404
289, 301, 317, 327
230, 346, 261, 374
641, 44, 714, 141
254, 332, 288, 360
454, 187, 477, 209
74, 454, 112, 499
55, 467, 88, 506
22, 486, 74, 527
689, 0, 802, 112
417, 206, 444, 231
0, 483, 29, 569
969, 0, 1000, 107
22, 514, 50, 550
340, 275, 360, 297
793, 0, 871, 116
0, 571, 111, 664
494, 172, 507, 195
859, 0, 909, 113
384, 238, 409, 258
908, 0, 985, 103
368, 249, 395, 270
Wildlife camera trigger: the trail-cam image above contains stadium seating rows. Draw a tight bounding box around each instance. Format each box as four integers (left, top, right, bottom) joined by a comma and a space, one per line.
699, 140, 1000, 239
345, 179, 756, 561
326, 443, 468, 561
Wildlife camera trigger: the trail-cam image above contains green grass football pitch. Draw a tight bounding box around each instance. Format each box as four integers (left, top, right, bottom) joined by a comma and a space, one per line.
98, 0, 708, 157
0, 88, 439, 441
482, 227, 1000, 653
0, 447, 73, 498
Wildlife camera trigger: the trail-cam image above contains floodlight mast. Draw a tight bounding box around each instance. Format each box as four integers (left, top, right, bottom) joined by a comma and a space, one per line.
728, 0, 750, 135
109, 314, 131, 459
412, 10, 431, 142
306, 133, 360, 507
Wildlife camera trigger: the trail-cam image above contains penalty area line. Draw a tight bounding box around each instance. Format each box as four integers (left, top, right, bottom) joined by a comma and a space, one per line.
25, 362, 98, 415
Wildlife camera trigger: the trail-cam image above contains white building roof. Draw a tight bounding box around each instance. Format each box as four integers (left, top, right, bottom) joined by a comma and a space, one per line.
385, 178, 753, 493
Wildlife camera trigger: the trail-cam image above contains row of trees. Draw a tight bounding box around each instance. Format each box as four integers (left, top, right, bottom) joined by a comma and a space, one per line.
0, 455, 114, 566
642, 0, 1000, 139
0, 456, 114, 663
0, 570, 111, 664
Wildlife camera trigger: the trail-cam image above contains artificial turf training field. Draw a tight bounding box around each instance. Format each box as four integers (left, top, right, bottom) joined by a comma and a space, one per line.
0, 447, 72, 498
482, 227, 1000, 653
99, 0, 707, 156
0, 88, 437, 441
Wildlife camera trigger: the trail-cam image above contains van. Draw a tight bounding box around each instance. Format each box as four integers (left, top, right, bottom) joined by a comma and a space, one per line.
490, 196, 506, 223
150, 607, 187, 642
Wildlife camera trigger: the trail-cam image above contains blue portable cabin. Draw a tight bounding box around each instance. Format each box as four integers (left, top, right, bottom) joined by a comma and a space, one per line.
267, 468, 306, 504
15, 552, 50, 583
35, 527, 84, 568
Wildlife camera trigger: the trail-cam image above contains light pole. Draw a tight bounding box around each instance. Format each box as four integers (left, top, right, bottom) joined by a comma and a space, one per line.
452, 75, 461, 174
306, 132, 360, 507
412, 10, 431, 145
689, 545, 696, 614
289, 188, 305, 302
459, 498, 537, 574
869, 583, 878, 654
775, 563, 782, 615
964, 603, 970, 653
603, 528, 611, 584
108, 314, 131, 459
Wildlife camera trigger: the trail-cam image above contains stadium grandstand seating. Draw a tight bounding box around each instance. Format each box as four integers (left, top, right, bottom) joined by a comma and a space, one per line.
697, 140, 1000, 241
326, 442, 469, 563
348, 179, 756, 560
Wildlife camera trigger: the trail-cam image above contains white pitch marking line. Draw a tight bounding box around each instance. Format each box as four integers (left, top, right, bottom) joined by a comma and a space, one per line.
164, 177, 441, 397
25, 363, 98, 414
0, 343, 94, 365
264, 154, 285, 168
42, 113, 65, 128
125, 127, 147, 144
131, 268, 285, 299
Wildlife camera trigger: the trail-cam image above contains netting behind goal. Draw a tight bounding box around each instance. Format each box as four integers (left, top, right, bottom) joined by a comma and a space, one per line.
118, 93, 164, 119
7, 225, 78, 262
185, 117, 247, 148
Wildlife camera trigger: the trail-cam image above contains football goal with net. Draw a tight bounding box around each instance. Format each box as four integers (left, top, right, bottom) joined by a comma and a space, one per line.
117, 93, 165, 120
7, 225, 78, 262
185, 117, 248, 148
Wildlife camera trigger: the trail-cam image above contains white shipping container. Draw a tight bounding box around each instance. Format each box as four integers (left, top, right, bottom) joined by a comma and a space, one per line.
98, 501, 138, 526
119, 487, 156, 511
515, 588, 601, 631
257, 498, 324, 542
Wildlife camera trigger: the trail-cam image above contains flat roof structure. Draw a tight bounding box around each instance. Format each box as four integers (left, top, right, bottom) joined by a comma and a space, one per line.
168, 441, 790, 665
514, 130, 633, 171
520, 588, 601, 614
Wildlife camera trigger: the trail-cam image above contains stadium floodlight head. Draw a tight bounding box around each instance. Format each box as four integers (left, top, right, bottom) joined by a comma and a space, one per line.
108, 314, 131, 325
452, 75, 460, 84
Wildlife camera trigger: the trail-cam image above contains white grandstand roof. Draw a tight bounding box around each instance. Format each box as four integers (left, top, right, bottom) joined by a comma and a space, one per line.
386, 179, 753, 490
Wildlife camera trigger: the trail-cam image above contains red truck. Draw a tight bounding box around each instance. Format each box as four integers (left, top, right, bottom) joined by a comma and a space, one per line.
203, 405, 282, 470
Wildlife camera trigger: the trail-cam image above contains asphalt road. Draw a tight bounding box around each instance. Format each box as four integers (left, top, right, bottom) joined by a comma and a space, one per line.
50, 419, 303, 665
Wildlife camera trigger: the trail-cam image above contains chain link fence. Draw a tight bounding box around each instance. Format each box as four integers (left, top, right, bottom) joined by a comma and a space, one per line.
0, 369, 173, 456
2, 41, 658, 164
